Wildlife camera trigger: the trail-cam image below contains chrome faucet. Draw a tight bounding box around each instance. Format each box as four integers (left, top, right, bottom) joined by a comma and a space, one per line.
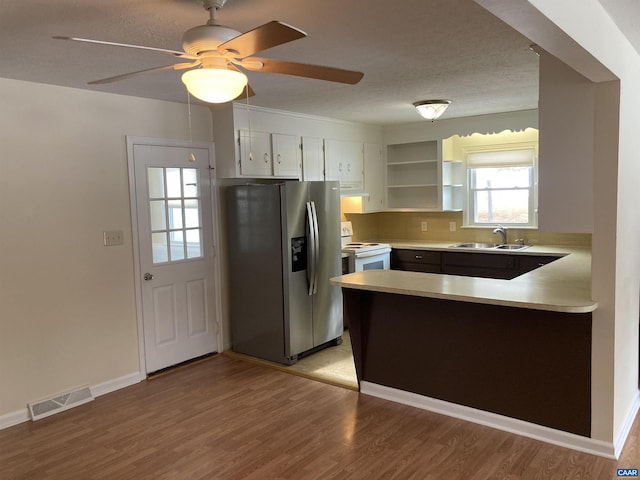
492, 225, 507, 244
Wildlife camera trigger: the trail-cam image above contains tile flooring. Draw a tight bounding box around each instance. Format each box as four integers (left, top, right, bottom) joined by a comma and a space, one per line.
224, 330, 358, 390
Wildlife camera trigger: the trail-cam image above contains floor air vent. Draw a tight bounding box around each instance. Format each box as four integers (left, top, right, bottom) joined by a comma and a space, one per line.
28, 386, 94, 421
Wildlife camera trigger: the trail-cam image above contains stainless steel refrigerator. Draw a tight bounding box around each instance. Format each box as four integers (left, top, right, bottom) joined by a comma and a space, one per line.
226, 181, 343, 365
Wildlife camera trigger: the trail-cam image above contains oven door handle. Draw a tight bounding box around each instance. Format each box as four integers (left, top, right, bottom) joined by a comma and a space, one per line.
354, 247, 392, 259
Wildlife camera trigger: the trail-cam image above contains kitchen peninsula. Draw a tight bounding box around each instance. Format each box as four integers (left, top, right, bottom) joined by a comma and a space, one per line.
330, 244, 596, 437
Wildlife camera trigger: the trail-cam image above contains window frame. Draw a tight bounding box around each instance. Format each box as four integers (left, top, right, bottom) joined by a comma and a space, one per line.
463, 146, 538, 228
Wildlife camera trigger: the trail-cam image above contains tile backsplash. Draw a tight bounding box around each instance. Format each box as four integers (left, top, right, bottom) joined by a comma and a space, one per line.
344, 211, 591, 247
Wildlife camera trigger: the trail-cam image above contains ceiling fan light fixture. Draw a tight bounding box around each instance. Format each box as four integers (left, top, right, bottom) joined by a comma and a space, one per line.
413, 100, 452, 120
181, 67, 248, 103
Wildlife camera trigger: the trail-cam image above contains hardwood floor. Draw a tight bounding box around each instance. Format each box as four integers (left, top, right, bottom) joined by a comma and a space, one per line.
1, 355, 639, 479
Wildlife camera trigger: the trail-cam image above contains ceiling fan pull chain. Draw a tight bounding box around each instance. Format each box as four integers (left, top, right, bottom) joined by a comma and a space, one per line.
187, 91, 196, 162
245, 90, 253, 158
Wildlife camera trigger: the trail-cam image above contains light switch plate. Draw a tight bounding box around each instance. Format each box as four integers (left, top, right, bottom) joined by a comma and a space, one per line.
103, 230, 124, 246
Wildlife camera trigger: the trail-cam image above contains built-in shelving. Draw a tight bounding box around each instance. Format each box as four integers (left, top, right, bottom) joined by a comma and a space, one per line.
442, 159, 465, 211
386, 141, 441, 210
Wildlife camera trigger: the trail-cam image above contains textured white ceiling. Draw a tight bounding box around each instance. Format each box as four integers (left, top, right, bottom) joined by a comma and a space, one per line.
0, 0, 541, 125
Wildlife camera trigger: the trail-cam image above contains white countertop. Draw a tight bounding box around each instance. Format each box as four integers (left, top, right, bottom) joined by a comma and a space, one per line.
330, 242, 596, 313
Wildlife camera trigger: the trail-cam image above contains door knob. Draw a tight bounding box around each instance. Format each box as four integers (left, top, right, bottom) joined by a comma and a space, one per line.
143, 273, 154, 281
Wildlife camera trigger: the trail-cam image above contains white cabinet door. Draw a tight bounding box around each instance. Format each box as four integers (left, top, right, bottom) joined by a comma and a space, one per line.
301, 136, 325, 181
238, 130, 271, 176
325, 139, 364, 191
272, 133, 300, 178
363, 143, 384, 211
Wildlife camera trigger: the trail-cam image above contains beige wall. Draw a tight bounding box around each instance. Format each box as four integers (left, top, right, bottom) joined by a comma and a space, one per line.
529, 0, 640, 450
0, 78, 213, 417
478, 0, 640, 450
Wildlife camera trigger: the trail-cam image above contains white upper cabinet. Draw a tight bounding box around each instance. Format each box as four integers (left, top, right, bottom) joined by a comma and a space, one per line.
271, 133, 300, 178
238, 130, 301, 178
324, 139, 364, 192
301, 136, 325, 181
238, 130, 272, 177
212, 104, 382, 182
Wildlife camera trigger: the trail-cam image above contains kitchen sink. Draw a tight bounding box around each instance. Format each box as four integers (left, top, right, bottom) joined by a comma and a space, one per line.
450, 242, 499, 249
495, 244, 530, 250
450, 242, 529, 251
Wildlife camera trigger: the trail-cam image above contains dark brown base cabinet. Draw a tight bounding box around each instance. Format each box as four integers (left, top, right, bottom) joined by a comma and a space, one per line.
343, 288, 592, 437
391, 249, 441, 273
391, 248, 560, 279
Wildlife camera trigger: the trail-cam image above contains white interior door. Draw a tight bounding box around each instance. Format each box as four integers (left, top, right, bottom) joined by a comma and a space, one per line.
130, 140, 219, 373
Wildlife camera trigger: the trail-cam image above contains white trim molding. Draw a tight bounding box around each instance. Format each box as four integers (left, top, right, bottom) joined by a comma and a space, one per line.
91, 371, 146, 398
361, 381, 617, 459
614, 390, 640, 459
0, 409, 31, 430
0, 371, 144, 431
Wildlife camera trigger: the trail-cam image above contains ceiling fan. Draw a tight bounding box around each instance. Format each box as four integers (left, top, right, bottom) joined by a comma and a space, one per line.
53, 0, 364, 103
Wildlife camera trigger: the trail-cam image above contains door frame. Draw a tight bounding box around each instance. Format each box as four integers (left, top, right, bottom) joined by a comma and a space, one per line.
126, 136, 223, 375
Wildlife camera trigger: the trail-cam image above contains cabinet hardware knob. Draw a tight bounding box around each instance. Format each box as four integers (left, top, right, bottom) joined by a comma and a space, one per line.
415, 255, 423, 259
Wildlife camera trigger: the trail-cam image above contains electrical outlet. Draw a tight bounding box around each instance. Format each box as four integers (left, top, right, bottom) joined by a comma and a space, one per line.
103, 230, 124, 246
421, 221, 428, 232
449, 221, 457, 232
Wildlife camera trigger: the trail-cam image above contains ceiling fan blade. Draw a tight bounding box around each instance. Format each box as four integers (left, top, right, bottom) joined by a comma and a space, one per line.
52, 36, 195, 59
242, 57, 364, 85
88, 62, 199, 85
217, 21, 306, 58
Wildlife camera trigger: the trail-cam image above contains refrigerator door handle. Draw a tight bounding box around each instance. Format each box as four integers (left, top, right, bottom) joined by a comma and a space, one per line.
306, 201, 317, 296
309, 201, 320, 295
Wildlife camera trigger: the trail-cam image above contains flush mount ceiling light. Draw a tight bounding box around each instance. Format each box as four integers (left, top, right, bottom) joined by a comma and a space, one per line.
413, 100, 452, 121
181, 67, 248, 103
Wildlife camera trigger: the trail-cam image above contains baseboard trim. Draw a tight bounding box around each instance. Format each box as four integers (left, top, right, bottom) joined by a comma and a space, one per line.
0, 409, 31, 430
0, 371, 145, 431
91, 371, 145, 398
614, 390, 640, 458
360, 381, 617, 459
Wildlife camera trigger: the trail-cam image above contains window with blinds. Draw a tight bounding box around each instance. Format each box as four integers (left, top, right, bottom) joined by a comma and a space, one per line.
465, 148, 537, 227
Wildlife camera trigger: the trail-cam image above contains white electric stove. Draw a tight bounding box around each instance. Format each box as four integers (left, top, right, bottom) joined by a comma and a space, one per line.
340, 222, 391, 272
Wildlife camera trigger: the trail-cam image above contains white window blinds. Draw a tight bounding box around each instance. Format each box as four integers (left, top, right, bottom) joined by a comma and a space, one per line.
466, 148, 536, 168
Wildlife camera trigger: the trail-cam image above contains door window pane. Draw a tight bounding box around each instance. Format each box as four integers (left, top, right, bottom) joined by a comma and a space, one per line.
184, 199, 200, 228
148, 168, 165, 198
152, 232, 169, 263
166, 168, 182, 198
170, 230, 185, 261
167, 199, 183, 229
186, 229, 202, 258
183, 169, 198, 197
148, 166, 203, 264
149, 200, 166, 230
